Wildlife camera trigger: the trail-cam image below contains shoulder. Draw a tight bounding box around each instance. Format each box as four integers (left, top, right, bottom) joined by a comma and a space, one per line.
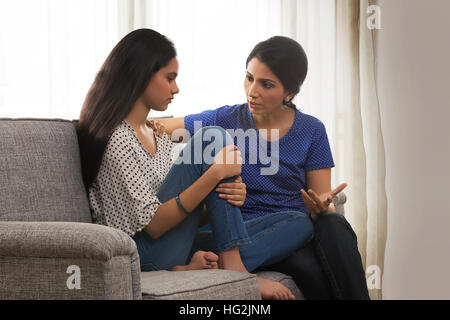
215, 103, 247, 117
293, 109, 327, 136
185, 103, 248, 131
213, 103, 249, 127
104, 121, 137, 159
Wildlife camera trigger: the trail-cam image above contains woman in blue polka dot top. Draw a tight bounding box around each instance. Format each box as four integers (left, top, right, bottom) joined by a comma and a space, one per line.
150, 36, 370, 300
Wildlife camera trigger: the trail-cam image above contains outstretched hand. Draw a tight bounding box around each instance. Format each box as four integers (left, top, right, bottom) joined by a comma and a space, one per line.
300, 183, 347, 219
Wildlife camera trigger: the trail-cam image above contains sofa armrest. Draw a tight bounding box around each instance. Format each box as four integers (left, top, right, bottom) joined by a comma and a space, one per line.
333, 191, 347, 216
0, 222, 141, 300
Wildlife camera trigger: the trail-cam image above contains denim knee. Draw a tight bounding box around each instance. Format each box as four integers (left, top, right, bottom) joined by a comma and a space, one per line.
283, 211, 314, 245
193, 125, 234, 146
295, 212, 314, 242
314, 212, 357, 241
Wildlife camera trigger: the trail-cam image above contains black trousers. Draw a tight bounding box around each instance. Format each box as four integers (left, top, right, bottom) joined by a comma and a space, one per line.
256, 212, 370, 300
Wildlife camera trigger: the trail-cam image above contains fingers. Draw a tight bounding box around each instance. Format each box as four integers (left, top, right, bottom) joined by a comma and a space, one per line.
217, 191, 243, 198
331, 182, 348, 198
225, 145, 241, 160
216, 145, 240, 164
216, 177, 246, 205
224, 144, 237, 152
218, 193, 243, 200
216, 183, 245, 192
226, 200, 244, 206
146, 119, 165, 137
307, 189, 330, 212
216, 186, 246, 206
300, 183, 348, 216
300, 189, 320, 215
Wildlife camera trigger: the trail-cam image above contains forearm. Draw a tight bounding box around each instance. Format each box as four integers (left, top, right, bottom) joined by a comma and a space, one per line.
177, 165, 222, 212
145, 165, 222, 238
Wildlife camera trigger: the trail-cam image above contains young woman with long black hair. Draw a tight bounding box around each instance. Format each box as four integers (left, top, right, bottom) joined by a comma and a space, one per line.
77, 29, 315, 300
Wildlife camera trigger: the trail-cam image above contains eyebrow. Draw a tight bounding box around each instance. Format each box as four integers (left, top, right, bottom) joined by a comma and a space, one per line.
168, 72, 178, 77
245, 71, 276, 83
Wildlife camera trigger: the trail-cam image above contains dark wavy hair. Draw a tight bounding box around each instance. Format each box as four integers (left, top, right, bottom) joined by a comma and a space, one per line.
77, 28, 176, 190
246, 36, 308, 108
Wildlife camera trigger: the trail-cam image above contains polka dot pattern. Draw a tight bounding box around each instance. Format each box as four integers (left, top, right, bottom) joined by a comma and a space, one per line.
185, 103, 335, 221
89, 120, 174, 237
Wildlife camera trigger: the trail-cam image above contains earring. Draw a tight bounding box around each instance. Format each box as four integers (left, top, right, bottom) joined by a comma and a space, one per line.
283, 97, 295, 108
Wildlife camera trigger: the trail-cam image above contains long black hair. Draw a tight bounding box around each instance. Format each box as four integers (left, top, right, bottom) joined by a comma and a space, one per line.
77, 28, 176, 190
246, 36, 308, 108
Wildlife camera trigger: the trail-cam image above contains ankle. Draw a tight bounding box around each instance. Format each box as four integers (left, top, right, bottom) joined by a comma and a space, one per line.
219, 247, 248, 273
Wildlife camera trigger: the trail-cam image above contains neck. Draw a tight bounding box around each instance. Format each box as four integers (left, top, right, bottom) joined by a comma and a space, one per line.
252, 105, 294, 128
125, 99, 151, 131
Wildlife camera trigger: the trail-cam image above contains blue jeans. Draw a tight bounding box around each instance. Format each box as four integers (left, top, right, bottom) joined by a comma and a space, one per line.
132, 126, 313, 272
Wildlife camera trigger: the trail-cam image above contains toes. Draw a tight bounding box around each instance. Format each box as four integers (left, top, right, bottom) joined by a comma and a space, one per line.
204, 251, 219, 262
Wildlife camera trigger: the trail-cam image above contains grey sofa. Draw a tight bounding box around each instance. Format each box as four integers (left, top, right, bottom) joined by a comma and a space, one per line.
0, 118, 346, 300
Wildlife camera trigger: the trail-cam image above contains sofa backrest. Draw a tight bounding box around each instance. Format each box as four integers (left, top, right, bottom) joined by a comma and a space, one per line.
0, 119, 92, 223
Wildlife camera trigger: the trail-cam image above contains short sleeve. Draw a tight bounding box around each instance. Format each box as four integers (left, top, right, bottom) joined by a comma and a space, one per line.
304, 120, 335, 171
90, 132, 161, 236
184, 109, 218, 136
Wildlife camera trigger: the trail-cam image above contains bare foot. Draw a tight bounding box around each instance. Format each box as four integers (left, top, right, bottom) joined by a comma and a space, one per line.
172, 250, 219, 271
258, 277, 295, 300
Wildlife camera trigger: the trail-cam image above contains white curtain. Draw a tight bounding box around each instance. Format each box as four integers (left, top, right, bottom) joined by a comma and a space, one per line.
334, 0, 387, 300
0, 0, 118, 119
279, 0, 337, 183
282, 0, 387, 300
359, 0, 387, 301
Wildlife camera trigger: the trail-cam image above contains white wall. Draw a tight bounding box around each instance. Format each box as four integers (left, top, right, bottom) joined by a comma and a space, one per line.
376, 0, 450, 299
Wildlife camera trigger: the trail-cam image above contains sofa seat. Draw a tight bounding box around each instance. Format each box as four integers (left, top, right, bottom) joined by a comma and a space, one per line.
140, 269, 303, 300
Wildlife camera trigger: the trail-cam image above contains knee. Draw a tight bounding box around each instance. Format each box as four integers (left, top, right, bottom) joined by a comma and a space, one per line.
318, 212, 346, 224
288, 212, 314, 242
314, 212, 357, 239
194, 126, 233, 147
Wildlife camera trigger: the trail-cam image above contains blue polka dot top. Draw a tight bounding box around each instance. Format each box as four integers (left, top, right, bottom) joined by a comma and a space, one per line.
184, 103, 335, 221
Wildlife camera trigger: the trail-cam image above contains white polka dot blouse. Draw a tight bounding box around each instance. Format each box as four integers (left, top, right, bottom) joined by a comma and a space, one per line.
89, 120, 174, 237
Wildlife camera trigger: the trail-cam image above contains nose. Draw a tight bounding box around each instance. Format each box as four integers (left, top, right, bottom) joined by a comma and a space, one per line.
247, 82, 258, 100
172, 80, 180, 95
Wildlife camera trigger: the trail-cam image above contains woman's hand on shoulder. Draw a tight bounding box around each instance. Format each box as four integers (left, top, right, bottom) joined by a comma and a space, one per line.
215, 176, 246, 207
146, 119, 167, 137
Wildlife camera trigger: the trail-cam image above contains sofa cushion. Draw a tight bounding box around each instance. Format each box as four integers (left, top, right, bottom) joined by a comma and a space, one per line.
0, 119, 91, 223
140, 269, 260, 300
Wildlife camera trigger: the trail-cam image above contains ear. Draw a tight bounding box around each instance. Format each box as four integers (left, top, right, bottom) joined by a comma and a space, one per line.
284, 92, 295, 103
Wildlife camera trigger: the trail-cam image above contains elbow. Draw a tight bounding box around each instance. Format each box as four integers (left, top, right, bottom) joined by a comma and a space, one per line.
144, 223, 162, 239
